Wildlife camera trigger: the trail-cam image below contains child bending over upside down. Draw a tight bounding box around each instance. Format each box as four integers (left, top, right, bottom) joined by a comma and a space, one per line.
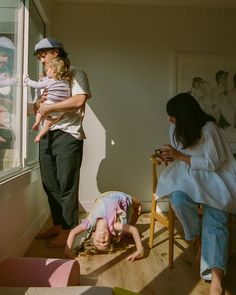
65, 191, 144, 261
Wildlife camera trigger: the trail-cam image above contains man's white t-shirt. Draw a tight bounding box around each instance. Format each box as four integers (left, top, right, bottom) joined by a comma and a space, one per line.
50, 68, 92, 139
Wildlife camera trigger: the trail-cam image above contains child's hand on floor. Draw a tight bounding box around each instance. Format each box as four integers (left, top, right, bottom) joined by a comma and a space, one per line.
126, 247, 144, 262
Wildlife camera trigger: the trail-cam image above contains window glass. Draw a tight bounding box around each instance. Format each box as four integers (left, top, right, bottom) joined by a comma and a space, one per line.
0, 0, 23, 174
26, 0, 45, 164
0, 0, 45, 177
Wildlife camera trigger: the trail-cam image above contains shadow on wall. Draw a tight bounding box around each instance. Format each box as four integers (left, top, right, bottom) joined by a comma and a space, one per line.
80, 103, 150, 211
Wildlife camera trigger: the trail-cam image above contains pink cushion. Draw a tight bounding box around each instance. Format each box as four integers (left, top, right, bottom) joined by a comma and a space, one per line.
0, 257, 80, 287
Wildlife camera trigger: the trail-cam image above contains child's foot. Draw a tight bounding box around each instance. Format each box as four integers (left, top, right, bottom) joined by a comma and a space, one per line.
34, 135, 41, 143
36, 225, 61, 239
32, 122, 39, 131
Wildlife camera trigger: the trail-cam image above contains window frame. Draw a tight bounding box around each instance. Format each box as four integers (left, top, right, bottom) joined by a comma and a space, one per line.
0, 0, 46, 182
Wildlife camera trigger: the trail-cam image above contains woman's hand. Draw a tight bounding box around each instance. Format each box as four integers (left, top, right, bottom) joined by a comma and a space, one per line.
157, 144, 175, 163
160, 144, 191, 165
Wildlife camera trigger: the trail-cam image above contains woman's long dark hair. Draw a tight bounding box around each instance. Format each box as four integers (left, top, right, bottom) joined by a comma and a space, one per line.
166, 92, 216, 148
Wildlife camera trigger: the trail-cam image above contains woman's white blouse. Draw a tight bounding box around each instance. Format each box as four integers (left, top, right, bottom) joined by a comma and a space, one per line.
156, 121, 236, 213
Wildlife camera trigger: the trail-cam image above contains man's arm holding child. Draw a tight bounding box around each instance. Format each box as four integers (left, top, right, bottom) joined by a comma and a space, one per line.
39, 93, 88, 115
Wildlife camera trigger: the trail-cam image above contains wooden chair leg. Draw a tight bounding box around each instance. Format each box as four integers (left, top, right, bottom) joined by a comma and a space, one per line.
149, 197, 157, 248
168, 203, 175, 269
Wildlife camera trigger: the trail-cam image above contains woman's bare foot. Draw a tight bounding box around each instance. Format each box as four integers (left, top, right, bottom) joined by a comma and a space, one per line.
36, 225, 61, 239
47, 229, 70, 248
209, 268, 224, 295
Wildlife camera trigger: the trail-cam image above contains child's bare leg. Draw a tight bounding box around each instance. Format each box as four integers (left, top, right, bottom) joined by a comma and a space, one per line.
34, 116, 62, 143
34, 119, 51, 143
130, 196, 142, 225
32, 112, 42, 131
209, 268, 224, 295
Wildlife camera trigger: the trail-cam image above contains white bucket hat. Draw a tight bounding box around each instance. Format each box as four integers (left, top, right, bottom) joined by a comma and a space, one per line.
0, 37, 15, 51
35, 37, 64, 52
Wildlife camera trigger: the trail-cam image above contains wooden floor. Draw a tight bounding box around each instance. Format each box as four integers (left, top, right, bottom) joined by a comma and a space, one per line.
25, 213, 236, 295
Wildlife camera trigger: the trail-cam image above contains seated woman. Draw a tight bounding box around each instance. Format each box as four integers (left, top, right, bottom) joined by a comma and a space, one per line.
156, 93, 236, 295
65, 191, 144, 261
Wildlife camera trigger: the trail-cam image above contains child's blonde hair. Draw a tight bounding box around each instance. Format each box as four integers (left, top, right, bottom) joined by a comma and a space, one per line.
75, 235, 129, 257
47, 57, 72, 84
76, 237, 112, 256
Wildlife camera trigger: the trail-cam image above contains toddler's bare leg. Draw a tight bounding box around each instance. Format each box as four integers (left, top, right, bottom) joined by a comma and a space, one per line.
32, 112, 42, 131
130, 196, 142, 225
34, 116, 63, 143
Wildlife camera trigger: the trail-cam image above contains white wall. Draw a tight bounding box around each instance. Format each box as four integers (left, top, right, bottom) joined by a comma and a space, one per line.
0, 0, 54, 261
47, 4, 236, 211
0, 169, 49, 260
1, 2, 236, 260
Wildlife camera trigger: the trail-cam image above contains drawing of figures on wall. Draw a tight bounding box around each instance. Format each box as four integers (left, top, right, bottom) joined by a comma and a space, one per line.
174, 53, 236, 153
190, 70, 235, 129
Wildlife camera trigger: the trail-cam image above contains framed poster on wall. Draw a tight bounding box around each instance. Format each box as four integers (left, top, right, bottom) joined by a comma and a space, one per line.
174, 52, 236, 154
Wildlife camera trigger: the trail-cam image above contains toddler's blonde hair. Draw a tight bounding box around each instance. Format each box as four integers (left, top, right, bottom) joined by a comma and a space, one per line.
47, 57, 72, 84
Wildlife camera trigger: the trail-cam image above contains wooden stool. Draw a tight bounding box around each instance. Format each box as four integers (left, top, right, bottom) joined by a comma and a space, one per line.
148, 153, 233, 269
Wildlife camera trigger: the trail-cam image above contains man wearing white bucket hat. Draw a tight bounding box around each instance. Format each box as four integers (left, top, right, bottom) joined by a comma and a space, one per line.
33, 37, 92, 248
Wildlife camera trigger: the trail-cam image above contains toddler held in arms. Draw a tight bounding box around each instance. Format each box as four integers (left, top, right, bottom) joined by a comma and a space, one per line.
24, 57, 71, 142
65, 191, 144, 261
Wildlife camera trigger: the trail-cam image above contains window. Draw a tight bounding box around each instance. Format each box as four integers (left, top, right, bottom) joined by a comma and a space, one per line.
26, 0, 45, 165
0, 0, 45, 178
0, 0, 23, 175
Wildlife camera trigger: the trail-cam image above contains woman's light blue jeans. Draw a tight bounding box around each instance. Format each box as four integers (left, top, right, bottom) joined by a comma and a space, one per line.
169, 191, 229, 281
